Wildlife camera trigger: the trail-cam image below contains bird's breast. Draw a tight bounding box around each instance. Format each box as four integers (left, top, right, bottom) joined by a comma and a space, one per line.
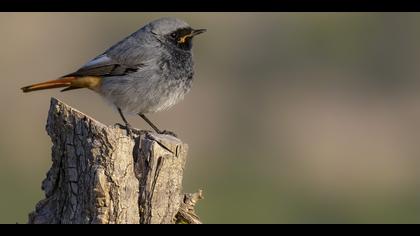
98, 50, 195, 114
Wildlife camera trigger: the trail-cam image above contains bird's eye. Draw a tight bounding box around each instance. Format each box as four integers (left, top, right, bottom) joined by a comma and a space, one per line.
171, 33, 177, 39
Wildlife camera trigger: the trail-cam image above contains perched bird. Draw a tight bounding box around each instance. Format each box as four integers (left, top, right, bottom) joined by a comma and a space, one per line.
21, 17, 206, 136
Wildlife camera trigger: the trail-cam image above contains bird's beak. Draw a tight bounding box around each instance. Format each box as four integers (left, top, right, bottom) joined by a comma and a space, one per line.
178, 29, 207, 44
191, 29, 207, 37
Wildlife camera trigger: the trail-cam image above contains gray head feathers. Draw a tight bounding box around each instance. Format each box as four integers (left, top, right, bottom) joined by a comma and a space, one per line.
147, 17, 191, 35
128, 17, 191, 44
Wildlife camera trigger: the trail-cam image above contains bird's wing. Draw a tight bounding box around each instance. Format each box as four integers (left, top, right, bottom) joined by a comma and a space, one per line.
63, 54, 143, 77
63, 33, 161, 78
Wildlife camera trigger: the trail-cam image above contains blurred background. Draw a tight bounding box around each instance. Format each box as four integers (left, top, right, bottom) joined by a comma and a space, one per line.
1, 13, 420, 223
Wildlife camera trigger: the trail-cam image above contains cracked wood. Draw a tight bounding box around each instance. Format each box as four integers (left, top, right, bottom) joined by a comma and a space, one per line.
28, 97, 202, 224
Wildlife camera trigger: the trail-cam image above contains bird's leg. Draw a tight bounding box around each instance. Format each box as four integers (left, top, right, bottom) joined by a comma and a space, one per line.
138, 113, 178, 137
138, 114, 160, 133
116, 108, 137, 137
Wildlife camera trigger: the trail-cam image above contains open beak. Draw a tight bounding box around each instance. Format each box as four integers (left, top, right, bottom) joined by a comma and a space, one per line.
191, 29, 207, 37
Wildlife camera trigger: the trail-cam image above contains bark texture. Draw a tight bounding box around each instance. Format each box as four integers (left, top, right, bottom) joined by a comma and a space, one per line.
28, 98, 202, 224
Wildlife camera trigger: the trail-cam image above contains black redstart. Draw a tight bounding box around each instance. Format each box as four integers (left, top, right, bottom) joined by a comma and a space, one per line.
21, 17, 206, 136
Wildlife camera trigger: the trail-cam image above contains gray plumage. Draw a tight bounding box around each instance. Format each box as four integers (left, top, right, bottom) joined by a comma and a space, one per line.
71, 17, 204, 115
22, 17, 205, 135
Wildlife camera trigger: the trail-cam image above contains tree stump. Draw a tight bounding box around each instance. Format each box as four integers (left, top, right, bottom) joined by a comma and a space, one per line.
28, 98, 202, 224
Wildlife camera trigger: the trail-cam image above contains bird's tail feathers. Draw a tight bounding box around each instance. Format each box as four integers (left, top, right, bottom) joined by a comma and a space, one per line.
21, 76, 101, 93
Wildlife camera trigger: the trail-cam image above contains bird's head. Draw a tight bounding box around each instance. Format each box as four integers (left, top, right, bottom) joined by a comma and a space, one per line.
146, 17, 206, 51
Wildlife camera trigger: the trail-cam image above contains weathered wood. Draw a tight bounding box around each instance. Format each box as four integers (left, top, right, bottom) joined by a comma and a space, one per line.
28, 97, 202, 224
175, 190, 204, 224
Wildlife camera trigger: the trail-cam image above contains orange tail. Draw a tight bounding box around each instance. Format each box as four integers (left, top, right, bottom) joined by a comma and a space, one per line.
21, 77, 77, 93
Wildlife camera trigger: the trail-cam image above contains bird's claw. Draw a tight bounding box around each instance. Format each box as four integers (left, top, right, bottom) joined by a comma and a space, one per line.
114, 123, 142, 137
158, 130, 178, 138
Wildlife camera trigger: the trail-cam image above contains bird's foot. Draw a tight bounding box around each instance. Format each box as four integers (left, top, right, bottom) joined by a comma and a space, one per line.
115, 123, 143, 137
157, 130, 178, 138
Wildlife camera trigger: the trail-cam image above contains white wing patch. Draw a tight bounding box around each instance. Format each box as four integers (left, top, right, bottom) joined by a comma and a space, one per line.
83, 55, 113, 68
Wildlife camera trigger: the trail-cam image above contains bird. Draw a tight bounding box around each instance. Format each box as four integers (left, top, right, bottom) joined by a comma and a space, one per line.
21, 17, 206, 137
